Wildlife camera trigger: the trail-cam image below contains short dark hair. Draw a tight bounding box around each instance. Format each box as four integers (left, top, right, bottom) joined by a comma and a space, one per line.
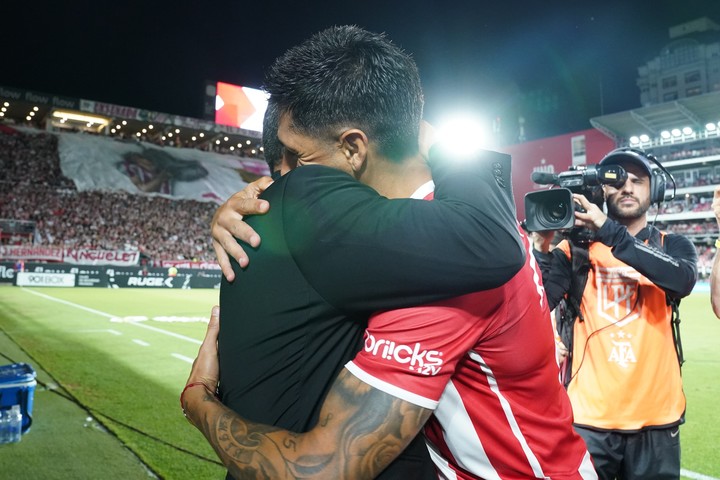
264, 25, 423, 161
262, 101, 283, 171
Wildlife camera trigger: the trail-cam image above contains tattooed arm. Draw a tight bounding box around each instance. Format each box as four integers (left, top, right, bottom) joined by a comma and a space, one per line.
183, 307, 432, 480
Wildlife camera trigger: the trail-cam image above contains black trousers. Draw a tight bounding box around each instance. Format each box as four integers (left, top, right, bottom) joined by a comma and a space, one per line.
575, 425, 680, 480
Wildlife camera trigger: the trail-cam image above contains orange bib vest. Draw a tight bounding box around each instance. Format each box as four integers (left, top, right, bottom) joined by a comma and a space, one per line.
557, 238, 685, 431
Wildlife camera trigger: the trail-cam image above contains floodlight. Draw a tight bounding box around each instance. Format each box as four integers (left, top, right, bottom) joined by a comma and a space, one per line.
629, 136, 640, 145
671, 128, 681, 137
435, 113, 491, 158
682, 127, 693, 135
660, 130, 671, 139
639, 134, 650, 143
706, 123, 716, 131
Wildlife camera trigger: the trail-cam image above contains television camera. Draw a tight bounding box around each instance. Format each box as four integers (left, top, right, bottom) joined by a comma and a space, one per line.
524, 164, 627, 244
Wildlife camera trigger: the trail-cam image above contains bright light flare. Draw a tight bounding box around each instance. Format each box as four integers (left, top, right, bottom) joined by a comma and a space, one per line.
434, 113, 491, 158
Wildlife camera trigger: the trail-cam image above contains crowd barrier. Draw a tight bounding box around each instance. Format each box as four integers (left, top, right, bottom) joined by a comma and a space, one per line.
0, 262, 221, 289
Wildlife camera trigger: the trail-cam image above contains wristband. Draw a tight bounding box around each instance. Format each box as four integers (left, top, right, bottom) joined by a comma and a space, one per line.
716, 239, 720, 249
180, 381, 215, 417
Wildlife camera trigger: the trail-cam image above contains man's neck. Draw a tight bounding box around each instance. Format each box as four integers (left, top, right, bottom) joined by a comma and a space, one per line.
362, 153, 432, 199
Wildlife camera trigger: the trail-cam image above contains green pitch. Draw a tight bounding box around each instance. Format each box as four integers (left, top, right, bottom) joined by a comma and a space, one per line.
0, 286, 223, 479
0, 286, 718, 479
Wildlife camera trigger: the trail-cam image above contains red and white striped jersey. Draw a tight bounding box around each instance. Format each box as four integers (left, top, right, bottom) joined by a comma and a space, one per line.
346, 186, 596, 479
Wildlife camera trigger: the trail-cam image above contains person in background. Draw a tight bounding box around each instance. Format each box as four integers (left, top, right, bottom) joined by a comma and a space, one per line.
536, 148, 697, 480
710, 185, 720, 318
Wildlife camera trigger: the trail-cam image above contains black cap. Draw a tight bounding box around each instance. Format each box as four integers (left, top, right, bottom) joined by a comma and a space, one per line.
599, 148, 654, 177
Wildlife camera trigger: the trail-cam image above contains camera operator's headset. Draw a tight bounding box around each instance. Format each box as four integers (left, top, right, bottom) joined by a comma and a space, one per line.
599, 147, 676, 205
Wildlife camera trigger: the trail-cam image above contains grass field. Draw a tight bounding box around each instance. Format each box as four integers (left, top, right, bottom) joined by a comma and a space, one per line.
0, 285, 718, 479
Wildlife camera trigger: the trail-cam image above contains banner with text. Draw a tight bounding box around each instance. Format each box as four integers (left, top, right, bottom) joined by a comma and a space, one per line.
0, 246, 140, 266
16, 272, 75, 287
12, 263, 221, 289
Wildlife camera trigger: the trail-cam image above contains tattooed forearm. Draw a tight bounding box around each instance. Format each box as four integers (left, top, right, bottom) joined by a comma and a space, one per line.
186, 368, 432, 480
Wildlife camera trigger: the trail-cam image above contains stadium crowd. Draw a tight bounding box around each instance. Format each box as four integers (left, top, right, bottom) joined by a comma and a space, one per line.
655, 144, 720, 163
2, 127, 720, 269
0, 128, 219, 263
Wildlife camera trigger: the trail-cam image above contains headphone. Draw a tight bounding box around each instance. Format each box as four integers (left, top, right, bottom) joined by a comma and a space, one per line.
599, 147, 676, 205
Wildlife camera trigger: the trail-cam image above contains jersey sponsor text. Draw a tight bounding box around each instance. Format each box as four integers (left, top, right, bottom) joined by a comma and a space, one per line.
363, 332, 443, 375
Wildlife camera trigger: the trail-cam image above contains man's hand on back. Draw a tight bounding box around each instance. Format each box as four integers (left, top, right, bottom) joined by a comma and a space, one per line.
211, 176, 273, 280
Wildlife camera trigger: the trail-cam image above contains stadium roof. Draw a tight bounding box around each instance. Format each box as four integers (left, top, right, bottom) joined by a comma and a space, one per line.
0, 85, 264, 157
590, 90, 720, 144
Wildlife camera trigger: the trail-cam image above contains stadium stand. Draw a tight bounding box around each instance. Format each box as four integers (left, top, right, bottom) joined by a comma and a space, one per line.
0, 125, 264, 265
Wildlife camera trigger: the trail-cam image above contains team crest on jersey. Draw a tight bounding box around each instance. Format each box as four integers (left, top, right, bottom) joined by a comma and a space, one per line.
596, 267, 641, 327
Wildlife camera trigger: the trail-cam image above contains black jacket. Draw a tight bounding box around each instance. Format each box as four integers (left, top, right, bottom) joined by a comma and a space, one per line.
218, 149, 524, 479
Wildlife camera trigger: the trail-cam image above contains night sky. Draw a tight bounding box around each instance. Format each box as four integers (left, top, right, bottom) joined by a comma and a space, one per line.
4, 0, 720, 141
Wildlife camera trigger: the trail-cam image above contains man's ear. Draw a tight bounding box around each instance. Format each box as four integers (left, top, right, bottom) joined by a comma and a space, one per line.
339, 129, 369, 173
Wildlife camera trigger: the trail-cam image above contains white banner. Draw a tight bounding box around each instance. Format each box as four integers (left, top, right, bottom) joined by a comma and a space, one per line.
0, 245, 64, 262
0, 246, 139, 266
16, 272, 75, 287
63, 249, 139, 266
57, 130, 269, 203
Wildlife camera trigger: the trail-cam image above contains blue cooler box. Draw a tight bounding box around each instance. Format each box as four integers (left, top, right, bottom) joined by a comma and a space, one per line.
0, 363, 36, 433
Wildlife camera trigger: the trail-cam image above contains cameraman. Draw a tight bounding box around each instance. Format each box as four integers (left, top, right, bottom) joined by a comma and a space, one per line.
535, 149, 697, 480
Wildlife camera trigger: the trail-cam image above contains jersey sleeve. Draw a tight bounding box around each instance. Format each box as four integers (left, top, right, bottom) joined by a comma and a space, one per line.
282, 148, 525, 314
345, 300, 483, 409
